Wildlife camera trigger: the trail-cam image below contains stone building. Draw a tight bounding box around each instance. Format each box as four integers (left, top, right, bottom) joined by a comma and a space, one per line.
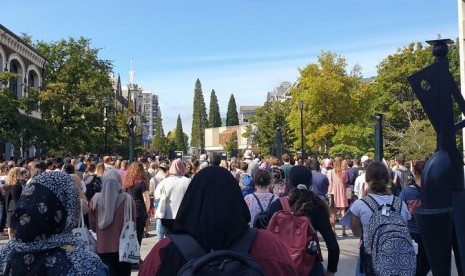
0, 24, 46, 160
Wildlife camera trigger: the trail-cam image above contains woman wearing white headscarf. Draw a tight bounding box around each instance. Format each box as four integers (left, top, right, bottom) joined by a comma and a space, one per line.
89, 169, 136, 276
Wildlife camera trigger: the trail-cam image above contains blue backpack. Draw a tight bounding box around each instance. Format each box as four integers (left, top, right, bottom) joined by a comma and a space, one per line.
361, 195, 416, 276
240, 173, 254, 197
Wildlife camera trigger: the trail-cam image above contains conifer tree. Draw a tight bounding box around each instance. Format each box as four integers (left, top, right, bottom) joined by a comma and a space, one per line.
226, 94, 239, 126
208, 89, 222, 128
175, 114, 187, 153
152, 107, 168, 154
190, 79, 208, 153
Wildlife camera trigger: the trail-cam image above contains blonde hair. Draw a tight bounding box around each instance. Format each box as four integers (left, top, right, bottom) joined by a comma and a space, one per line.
95, 162, 105, 177
219, 160, 228, 169
333, 157, 343, 176
5, 167, 22, 186
114, 159, 122, 169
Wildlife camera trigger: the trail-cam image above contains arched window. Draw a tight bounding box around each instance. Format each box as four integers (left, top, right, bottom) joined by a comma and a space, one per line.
9, 59, 23, 98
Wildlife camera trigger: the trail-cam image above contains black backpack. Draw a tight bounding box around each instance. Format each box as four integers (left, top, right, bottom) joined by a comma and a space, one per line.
252, 194, 275, 229
170, 228, 264, 276
393, 168, 414, 195
85, 175, 102, 201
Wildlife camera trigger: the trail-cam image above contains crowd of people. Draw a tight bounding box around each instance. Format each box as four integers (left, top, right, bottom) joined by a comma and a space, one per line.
0, 151, 446, 275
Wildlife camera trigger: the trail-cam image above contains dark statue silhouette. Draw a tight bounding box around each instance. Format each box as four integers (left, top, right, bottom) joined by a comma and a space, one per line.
271, 127, 284, 162
407, 38, 465, 275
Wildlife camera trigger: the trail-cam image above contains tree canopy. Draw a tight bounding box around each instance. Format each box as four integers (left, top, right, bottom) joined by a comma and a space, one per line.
226, 94, 239, 126
190, 79, 208, 154
208, 89, 222, 128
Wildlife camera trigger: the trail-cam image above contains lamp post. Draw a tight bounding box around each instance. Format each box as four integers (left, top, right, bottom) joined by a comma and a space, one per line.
103, 97, 110, 154
127, 117, 136, 164
298, 100, 304, 163
374, 113, 384, 162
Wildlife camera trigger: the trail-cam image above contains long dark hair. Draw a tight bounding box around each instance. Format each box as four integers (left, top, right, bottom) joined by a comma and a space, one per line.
287, 165, 328, 215
366, 161, 391, 194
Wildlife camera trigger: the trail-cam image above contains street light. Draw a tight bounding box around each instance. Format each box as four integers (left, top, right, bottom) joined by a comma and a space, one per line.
127, 117, 136, 164
103, 97, 111, 154
298, 100, 304, 163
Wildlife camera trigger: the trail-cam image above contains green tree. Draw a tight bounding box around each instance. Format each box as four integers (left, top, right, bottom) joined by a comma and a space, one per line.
33, 37, 114, 155
0, 72, 22, 147
373, 41, 461, 158
246, 100, 295, 156
208, 89, 222, 128
226, 94, 239, 126
190, 79, 208, 154
373, 42, 433, 131
289, 51, 371, 155
223, 136, 238, 158
152, 107, 168, 154
175, 114, 188, 153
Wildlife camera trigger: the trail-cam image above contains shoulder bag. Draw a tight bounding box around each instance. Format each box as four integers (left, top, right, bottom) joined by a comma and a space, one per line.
119, 194, 141, 263
72, 201, 97, 252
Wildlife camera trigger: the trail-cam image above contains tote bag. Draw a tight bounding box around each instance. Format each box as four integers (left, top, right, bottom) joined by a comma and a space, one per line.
72, 200, 97, 252
119, 194, 141, 263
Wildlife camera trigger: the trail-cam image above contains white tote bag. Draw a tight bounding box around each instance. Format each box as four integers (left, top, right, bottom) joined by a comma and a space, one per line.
72, 200, 97, 252
119, 194, 141, 263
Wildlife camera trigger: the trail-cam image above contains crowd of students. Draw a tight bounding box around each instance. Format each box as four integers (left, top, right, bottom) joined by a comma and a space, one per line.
0, 152, 443, 275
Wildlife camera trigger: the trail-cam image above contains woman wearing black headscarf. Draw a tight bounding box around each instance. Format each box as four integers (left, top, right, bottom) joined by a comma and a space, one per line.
266, 165, 340, 276
0, 171, 107, 275
139, 166, 296, 276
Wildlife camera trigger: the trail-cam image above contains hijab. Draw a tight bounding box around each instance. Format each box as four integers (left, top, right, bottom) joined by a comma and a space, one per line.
288, 165, 313, 189
158, 166, 251, 274
92, 169, 126, 229
0, 172, 104, 275
168, 159, 186, 177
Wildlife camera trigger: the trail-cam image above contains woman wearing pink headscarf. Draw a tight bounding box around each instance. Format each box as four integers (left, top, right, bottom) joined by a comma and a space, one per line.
155, 159, 191, 235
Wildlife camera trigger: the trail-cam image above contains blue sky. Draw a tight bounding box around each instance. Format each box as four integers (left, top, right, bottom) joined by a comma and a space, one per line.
2, 1, 459, 135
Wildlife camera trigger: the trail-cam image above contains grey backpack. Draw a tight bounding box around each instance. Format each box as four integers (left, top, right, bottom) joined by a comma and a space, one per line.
361, 195, 416, 276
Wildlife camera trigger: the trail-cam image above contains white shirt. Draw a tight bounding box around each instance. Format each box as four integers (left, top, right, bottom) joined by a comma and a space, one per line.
155, 175, 190, 219
354, 173, 367, 198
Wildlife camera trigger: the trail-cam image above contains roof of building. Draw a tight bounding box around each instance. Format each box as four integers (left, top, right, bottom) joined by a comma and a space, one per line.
0, 24, 47, 62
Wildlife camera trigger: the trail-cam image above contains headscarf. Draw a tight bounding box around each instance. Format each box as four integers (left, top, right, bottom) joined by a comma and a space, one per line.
168, 159, 186, 176
0, 172, 104, 275
92, 169, 126, 229
288, 165, 313, 189
158, 166, 250, 274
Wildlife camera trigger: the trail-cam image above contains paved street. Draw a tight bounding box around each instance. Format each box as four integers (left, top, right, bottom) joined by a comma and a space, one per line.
0, 224, 458, 275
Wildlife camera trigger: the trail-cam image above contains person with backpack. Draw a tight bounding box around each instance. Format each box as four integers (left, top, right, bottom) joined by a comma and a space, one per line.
399, 159, 430, 275
139, 166, 297, 276
350, 161, 415, 276
266, 165, 339, 276
239, 161, 254, 196
392, 154, 414, 196
244, 169, 277, 228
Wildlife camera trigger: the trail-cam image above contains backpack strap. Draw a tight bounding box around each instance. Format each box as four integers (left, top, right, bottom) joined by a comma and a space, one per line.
169, 234, 207, 261
265, 195, 275, 211
229, 228, 258, 253
252, 193, 264, 212
360, 194, 380, 213
279, 196, 292, 212
391, 196, 403, 213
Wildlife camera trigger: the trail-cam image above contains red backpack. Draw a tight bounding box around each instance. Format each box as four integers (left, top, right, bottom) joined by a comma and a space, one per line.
266, 197, 319, 275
